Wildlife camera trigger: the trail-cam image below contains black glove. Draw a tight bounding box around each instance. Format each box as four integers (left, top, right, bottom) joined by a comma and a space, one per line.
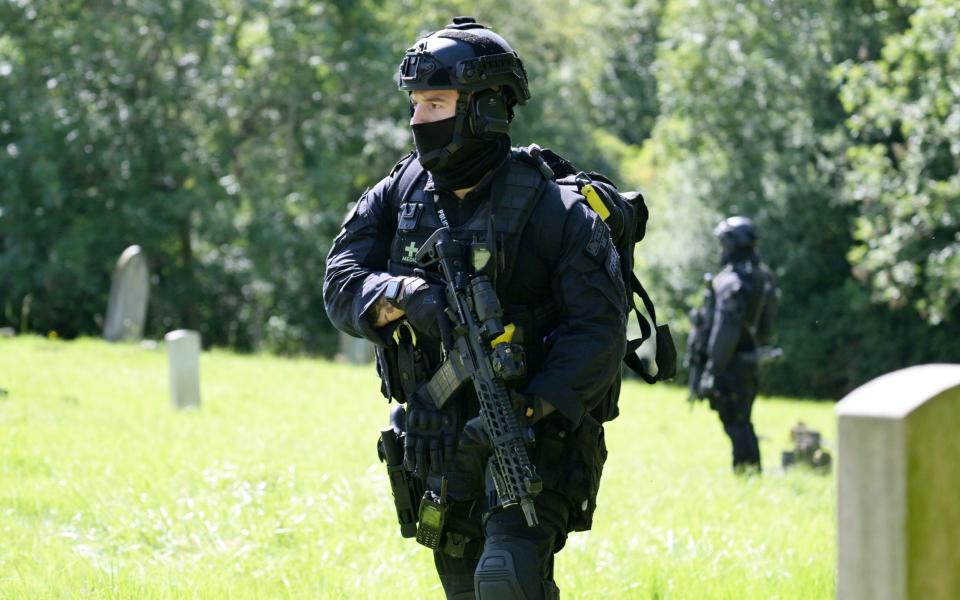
384, 276, 449, 340
509, 389, 546, 427
444, 416, 490, 501
403, 401, 457, 478
404, 284, 448, 340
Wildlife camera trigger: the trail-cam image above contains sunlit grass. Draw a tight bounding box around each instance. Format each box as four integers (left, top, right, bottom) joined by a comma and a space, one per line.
0, 336, 834, 598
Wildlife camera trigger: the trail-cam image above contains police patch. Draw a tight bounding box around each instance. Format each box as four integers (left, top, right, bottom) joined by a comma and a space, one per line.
585, 218, 609, 260
607, 247, 621, 280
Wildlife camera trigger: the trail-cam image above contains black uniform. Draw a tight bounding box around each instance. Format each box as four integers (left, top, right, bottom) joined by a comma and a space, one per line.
323, 149, 627, 598
702, 251, 776, 470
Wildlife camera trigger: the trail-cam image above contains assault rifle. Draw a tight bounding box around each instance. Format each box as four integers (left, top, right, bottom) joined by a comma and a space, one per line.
685, 273, 714, 402
415, 227, 543, 527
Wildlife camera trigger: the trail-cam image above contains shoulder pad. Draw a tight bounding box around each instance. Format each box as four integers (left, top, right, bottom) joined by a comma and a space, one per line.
388, 151, 416, 178
554, 180, 585, 211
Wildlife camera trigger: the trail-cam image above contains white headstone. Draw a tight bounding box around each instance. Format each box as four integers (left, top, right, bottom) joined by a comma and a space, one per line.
836, 364, 960, 600
165, 329, 201, 410
337, 330, 374, 364
104, 245, 149, 342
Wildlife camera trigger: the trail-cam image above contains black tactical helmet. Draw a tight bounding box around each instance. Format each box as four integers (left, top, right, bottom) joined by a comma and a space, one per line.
713, 216, 758, 250
399, 17, 530, 107
398, 16, 530, 159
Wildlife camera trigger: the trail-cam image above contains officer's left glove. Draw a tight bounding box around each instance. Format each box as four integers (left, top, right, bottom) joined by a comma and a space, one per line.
403, 283, 450, 341
402, 401, 457, 478
383, 276, 451, 341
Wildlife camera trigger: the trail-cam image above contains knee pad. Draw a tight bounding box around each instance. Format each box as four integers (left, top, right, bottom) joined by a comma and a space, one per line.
474, 538, 539, 600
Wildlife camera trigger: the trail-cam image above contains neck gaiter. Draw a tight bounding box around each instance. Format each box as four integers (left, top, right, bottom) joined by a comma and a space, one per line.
412, 116, 510, 191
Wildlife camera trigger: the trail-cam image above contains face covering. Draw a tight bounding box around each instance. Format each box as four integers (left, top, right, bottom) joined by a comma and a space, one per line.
411, 116, 509, 192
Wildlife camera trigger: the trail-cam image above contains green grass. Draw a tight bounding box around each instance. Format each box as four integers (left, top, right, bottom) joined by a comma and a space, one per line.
0, 336, 835, 598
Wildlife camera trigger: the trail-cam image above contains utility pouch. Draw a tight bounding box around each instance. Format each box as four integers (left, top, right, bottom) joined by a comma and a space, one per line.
394, 322, 429, 402
565, 415, 608, 532
375, 344, 405, 403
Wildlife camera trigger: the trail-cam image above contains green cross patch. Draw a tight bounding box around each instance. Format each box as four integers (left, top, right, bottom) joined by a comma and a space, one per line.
403, 241, 419, 264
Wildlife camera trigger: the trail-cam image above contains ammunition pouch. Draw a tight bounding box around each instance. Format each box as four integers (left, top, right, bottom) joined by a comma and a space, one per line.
375, 343, 405, 403
374, 322, 440, 404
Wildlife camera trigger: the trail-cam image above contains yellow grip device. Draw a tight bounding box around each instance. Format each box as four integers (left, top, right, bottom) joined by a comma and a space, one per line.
490, 323, 516, 347
580, 183, 611, 221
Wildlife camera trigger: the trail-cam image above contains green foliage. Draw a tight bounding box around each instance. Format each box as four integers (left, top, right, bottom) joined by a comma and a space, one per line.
0, 336, 836, 597
0, 0, 662, 354
836, 0, 960, 325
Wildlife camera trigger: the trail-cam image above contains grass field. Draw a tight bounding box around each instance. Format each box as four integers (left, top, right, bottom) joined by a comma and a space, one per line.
0, 336, 836, 599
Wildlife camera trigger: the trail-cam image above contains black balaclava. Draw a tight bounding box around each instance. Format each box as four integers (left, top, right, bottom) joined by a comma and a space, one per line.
721, 240, 757, 264
411, 115, 510, 192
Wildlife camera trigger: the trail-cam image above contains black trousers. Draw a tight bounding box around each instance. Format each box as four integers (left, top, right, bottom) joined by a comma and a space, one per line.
711, 367, 761, 470
434, 489, 570, 599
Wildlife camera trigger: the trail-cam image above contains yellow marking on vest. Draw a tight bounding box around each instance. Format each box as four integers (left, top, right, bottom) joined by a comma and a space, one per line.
490, 323, 516, 347
581, 183, 611, 221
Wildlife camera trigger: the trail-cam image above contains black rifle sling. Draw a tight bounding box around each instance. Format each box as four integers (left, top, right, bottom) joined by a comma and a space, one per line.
624, 272, 677, 383
625, 273, 655, 381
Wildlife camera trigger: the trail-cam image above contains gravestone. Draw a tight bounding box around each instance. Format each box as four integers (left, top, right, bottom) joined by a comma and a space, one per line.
165, 329, 201, 410
836, 364, 960, 600
337, 330, 374, 364
103, 245, 149, 342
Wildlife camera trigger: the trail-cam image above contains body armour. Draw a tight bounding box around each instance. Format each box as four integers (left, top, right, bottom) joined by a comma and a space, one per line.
382, 149, 566, 400
708, 256, 777, 370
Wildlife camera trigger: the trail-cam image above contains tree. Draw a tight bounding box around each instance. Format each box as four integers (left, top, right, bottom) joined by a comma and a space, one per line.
837, 0, 960, 325
635, 0, 944, 397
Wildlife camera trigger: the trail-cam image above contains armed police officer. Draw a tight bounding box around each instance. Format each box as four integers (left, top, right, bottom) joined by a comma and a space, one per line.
323, 17, 627, 600
688, 217, 778, 473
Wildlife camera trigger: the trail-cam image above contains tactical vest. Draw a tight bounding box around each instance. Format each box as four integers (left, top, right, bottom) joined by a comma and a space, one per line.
384, 149, 560, 391
715, 259, 768, 353
387, 150, 549, 288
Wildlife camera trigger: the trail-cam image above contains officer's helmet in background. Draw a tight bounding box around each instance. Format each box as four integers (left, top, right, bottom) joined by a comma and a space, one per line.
713, 216, 758, 261
398, 17, 530, 153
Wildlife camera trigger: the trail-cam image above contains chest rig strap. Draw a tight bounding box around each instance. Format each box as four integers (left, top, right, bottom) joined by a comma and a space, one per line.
487, 149, 552, 289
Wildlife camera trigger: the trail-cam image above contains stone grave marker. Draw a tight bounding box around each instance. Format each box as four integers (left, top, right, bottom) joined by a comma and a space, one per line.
836, 364, 960, 600
165, 329, 201, 410
103, 245, 149, 342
